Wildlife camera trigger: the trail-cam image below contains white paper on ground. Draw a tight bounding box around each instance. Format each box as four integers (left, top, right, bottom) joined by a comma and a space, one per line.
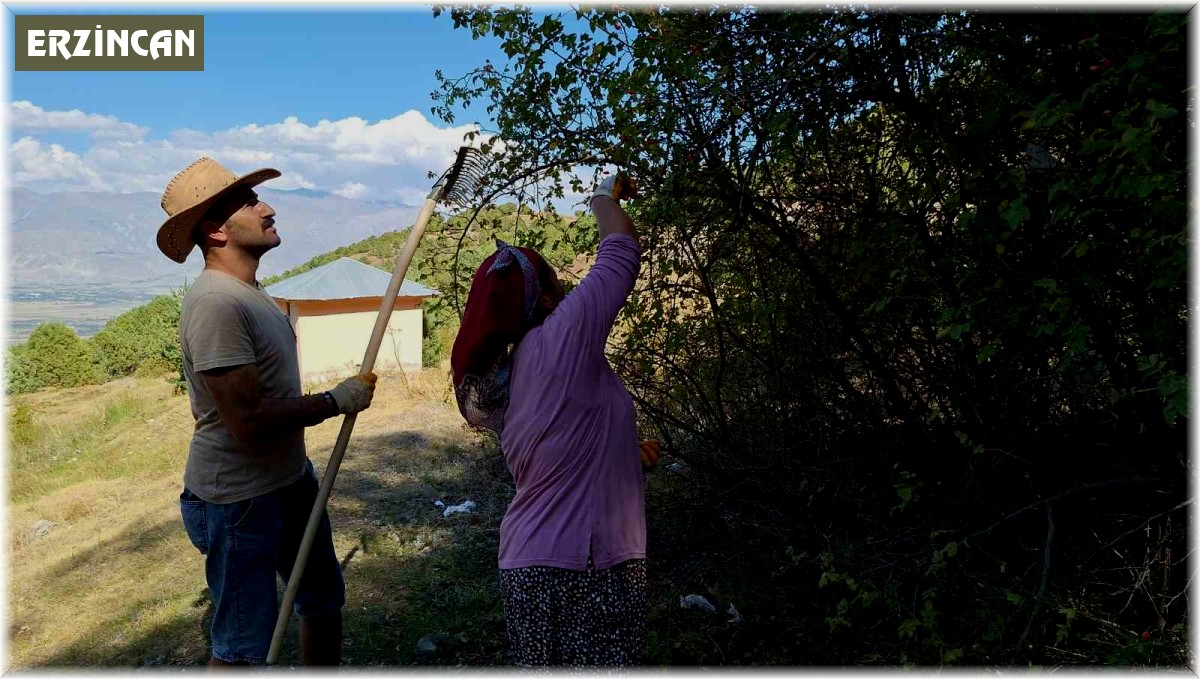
679, 594, 716, 612
443, 500, 476, 517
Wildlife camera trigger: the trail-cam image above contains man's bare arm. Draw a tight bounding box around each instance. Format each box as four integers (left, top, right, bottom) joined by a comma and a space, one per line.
200, 363, 346, 444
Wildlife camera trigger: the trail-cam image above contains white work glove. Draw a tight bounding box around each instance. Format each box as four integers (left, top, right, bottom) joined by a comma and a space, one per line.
591, 173, 638, 204
327, 372, 378, 414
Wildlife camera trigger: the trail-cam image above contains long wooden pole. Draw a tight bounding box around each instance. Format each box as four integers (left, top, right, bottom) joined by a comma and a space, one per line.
266, 182, 445, 664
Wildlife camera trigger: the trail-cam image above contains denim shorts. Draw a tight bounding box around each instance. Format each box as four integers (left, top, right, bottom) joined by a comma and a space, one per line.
179, 458, 345, 664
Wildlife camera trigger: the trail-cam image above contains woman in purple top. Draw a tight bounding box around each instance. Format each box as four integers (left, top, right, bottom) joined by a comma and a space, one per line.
451, 175, 646, 666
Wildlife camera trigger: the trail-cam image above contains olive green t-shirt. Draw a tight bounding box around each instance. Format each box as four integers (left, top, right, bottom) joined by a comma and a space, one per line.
179, 269, 306, 504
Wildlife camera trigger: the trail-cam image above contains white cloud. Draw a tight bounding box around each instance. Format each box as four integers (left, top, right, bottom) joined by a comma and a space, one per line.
10, 100, 148, 141
8, 102, 486, 202
334, 182, 368, 199
10, 137, 111, 191
270, 171, 317, 192
205, 111, 480, 168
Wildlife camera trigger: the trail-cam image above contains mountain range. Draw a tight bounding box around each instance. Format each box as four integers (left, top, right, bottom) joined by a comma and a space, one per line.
8, 187, 422, 342
10, 186, 421, 294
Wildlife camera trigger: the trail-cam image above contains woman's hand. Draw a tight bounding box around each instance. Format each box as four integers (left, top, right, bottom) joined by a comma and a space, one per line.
590, 173, 638, 241
593, 173, 639, 203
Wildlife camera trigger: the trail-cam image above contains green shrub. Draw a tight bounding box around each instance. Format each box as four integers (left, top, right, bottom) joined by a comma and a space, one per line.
9, 401, 38, 447
422, 331, 443, 368
16, 323, 103, 391
134, 356, 174, 379
421, 308, 455, 368
91, 293, 183, 380
6, 344, 43, 395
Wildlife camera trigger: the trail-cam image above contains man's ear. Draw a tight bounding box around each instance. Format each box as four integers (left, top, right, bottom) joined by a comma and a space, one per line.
195, 218, 227, 246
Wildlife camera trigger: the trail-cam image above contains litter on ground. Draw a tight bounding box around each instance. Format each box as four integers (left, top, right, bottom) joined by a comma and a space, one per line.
442, 500, 476, 517
679, 594, 716, 612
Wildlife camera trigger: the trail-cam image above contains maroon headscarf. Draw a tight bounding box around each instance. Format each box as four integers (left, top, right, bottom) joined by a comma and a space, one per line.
451, 240, 558, 435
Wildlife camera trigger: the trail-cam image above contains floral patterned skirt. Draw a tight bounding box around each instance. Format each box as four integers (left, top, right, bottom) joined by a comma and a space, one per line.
498, 558, 648, 667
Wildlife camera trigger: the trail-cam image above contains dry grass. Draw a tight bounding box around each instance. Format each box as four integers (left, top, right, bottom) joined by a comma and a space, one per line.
8, 474, 209, 667
6, 368, 510, 669
7, 377, 191, 503
7, 377, 205, 667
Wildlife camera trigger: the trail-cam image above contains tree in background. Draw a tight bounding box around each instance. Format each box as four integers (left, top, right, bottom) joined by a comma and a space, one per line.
6, 343, 43, 395
434, 7, 1187, 665
9, 323, 103, 393
7, 288, 186, 396
90, 289, 184, 380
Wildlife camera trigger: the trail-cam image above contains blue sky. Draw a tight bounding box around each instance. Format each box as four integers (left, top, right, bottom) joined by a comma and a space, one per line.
11, 8, 505, 135
6, 5, 573, 204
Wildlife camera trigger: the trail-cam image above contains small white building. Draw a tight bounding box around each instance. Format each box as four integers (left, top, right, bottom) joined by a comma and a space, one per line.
265, 257, 439, 382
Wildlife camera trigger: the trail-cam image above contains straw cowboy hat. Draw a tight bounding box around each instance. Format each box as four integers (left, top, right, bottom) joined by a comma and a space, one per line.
157, 157, 281, 263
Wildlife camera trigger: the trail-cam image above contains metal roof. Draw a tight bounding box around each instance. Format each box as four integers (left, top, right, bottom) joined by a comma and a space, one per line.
265, 257, 440, 301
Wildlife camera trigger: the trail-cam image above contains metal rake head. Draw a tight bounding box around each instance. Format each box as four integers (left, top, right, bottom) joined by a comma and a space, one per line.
440, 146, 488, 207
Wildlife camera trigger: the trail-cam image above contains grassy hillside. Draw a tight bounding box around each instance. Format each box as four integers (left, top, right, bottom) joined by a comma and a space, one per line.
260, 229, 414, 287
6, 371, 512, 667
262, 202, 593, 288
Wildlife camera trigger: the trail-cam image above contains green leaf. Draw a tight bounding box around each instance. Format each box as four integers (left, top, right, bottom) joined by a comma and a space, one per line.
819, 571, 838, 588
1146, 100, 1178, 119
1034, 278, 1058, 293
1002, 200, 1030, 228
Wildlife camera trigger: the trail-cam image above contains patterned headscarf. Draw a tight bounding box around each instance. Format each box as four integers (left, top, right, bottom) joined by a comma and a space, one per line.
451, 240, 558, 436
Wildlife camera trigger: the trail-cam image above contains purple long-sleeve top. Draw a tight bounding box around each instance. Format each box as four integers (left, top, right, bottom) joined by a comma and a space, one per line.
498, 233, 644, 571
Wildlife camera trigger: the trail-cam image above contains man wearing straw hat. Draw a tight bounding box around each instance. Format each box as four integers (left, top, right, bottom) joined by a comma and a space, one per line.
158, 157, 377, 666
